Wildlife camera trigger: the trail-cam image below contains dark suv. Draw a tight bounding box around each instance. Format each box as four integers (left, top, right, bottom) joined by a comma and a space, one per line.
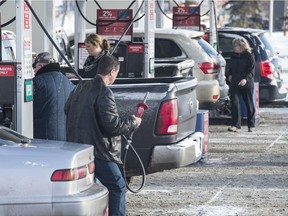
216, 27, 287, 102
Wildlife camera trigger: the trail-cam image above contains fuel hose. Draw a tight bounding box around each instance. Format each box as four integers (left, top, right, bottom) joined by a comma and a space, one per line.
122, 134, 146, 194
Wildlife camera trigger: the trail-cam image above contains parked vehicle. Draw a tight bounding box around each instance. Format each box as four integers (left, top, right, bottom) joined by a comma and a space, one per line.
2, 30, 204, 184
133, 28, 229, 111
71, 76, 204, 177
216, 27, 287, 102
1, 30, 16, 61
0, 126, 108, 216
64, 28, 229, 111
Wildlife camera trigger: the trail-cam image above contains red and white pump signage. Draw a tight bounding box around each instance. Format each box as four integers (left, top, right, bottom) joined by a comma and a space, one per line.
0, 65, 15, 77
173, 7, 200, 30
97, 9, 133, 41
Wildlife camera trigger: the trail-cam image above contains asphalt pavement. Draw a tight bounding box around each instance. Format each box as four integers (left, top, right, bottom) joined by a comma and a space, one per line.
126, 106, 288, 216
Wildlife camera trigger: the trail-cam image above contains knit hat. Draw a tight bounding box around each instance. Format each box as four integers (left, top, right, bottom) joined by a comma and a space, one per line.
32, 52, 55, 69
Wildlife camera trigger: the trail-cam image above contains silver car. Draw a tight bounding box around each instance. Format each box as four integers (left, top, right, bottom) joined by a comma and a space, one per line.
0, 126, 108, 216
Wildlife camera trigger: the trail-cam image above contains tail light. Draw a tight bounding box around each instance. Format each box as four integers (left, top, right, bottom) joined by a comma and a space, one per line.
198, 62, 220, 74
88, 161, 95, 174
155, 99, 178, 135
212, 94, 219, 100
259, 61, 274, 80
51, 164, 91, 181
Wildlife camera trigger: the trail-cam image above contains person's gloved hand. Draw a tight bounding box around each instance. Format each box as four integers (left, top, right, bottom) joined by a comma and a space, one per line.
132, 115, 142, 128
238, 79, 247, 86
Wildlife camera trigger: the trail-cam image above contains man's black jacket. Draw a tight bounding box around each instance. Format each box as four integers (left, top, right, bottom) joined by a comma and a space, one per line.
65, 75, 138, 164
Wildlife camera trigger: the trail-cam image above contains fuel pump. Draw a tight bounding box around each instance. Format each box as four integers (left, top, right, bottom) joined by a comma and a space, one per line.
0, 63, 16, 129
0, 30, 18, 129
122, 92, 149, 193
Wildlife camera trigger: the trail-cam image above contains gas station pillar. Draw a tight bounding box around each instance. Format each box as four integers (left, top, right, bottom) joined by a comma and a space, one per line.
15, 0, 34, 137
144, 0, 155, 78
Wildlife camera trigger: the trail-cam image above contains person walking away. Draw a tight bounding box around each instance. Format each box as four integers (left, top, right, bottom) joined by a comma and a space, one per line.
79, 33, 110, 78
226, 38, 256, 132
65, 55, 142, 216
33, 52, 74, 140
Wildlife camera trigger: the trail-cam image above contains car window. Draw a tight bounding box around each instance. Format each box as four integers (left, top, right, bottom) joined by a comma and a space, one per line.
218, 32, 269, 62
218, 33, 247, 53
197, 37, 218, 56
218, 35, 234, 53
155, 38, 184, 58
250, 35, 269, 61
258, 33, 274, 57
1, 40, 16, 61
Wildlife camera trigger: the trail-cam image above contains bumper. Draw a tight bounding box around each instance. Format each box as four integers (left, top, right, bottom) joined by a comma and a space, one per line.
148, 132, 204, 173
197, 80, 220, 107
52, 184, 109, 216
0, 184, 108, 216
197, 80, 230, 110
259, 83, 287, 102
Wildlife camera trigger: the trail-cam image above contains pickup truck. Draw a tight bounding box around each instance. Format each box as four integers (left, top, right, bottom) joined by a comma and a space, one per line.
63, 28, 229, 113
0, 29, 204, 178
72, 76, 204, 177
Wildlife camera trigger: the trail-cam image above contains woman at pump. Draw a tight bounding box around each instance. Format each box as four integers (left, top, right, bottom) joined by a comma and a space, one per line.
80, 33, 110, 78
226, 38, 256, 132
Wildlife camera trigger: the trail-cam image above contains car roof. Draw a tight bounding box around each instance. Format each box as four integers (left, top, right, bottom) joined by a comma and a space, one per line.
133, 28, 204, 38
69, 28, 205, 40
217, 27, 266, 35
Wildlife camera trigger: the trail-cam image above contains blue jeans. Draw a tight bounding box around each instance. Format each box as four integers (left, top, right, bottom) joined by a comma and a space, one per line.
94, 158, 126, 216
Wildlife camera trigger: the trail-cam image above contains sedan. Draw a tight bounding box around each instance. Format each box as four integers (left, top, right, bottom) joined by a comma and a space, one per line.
0, 126, 108, 216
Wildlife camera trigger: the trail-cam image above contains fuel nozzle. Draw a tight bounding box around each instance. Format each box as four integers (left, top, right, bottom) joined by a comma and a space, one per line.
135, 92, 149, 118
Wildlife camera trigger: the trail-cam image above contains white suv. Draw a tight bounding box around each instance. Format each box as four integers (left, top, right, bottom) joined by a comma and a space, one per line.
133, 28, 229, 111
63, 28, 229, 111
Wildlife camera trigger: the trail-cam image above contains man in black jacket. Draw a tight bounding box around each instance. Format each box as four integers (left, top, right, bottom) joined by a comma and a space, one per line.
65, 55, 142, 216
33, 52, 74, 140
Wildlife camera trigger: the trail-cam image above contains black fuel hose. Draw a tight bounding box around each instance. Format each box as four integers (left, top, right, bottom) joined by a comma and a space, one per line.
24, 0, 82, 81
122, 135, 146, 193
0, 17, 16, 28
0, 0, 16, 27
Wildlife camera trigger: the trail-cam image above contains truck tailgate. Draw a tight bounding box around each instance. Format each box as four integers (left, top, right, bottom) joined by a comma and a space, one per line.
111, 77, 199, 174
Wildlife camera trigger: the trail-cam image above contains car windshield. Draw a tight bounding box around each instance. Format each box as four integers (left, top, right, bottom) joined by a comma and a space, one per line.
258, 33, 275, 58
0, 127, 31, 145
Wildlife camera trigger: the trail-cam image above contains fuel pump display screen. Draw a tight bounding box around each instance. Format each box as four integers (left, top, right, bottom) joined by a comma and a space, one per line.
0, 63, 16, 104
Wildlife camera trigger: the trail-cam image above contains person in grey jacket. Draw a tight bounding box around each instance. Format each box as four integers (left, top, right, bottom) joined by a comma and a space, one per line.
65, 55, 141, 216
33, 52, 74, 140
226, 38, 256, 132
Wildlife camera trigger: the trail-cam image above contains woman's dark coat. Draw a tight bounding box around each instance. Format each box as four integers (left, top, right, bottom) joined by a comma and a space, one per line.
226, 51, 255, 88
80, 50, 109, 78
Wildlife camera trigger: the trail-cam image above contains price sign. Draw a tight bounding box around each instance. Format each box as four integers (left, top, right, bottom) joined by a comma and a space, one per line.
97, 9, 133, 41
173, 7, 200, 31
